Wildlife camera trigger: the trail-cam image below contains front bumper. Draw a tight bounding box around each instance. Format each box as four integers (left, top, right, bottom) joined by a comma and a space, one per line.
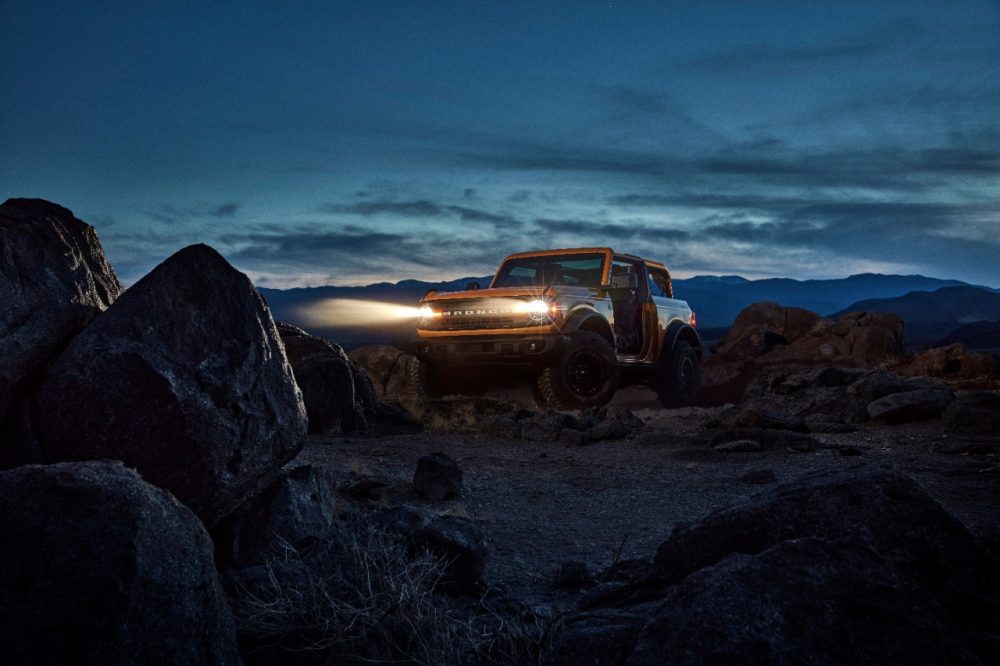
412, 334, 567, 365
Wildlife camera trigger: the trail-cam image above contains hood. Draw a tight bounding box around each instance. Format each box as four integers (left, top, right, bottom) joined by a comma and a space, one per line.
422, 285, 551, 302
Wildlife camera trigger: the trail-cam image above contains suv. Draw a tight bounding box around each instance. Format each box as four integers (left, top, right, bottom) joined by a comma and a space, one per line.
411, 247, 701, 409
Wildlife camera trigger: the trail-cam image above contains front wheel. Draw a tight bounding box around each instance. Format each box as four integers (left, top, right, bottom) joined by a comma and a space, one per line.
535, 331, 619, 410
408, 357, 442, 399
657, 340, 700, 408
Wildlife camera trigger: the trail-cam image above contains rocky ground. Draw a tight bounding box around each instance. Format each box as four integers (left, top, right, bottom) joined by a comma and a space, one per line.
300, 390, 1000, 605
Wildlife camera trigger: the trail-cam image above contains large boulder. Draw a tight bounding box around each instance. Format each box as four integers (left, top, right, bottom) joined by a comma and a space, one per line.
214, 464, 337, 568
0, 198, 121, 425
0, 461, 239, 665
631, 538, 979, 665
412, 451, 463, 501
896, 343, 1000, 380
865, 387, 955, 423
701, 303, 904, 406
277, 322, 366, 434
942, 391, 1000, 435
651, 468, 1000, 655
36, 244, 307, 526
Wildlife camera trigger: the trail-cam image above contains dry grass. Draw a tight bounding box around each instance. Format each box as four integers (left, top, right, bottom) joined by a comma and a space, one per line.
229, 525, 548, 665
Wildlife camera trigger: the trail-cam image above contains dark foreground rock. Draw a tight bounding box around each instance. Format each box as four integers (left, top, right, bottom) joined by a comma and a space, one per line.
412, 451, 463, 501
37, 244, 307, 526
410, 515, 488, 594
0, 462, 239, 665
277, 322, 366, 434
631, 538, 979, 665
651, 468, 1000, 659
214, 464, 336, 568
0, 198, 122, 428
865, 387, 955, 423
555, 468, 1000, 664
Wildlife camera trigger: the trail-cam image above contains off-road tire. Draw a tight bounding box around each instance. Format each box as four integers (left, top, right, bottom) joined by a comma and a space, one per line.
657, 340, 700, 408
408, 357, 442, 399
536, 331, 619, 410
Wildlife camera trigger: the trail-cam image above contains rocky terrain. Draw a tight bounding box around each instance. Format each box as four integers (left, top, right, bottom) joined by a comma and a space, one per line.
2, 198, 999, 665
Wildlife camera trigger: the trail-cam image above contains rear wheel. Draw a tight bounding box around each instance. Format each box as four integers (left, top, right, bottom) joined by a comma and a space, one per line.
536, 331, 619, 410
657, 340, 700, 408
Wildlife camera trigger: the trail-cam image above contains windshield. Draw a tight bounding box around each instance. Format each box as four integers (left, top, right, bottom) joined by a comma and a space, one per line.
492, 253, 606, 288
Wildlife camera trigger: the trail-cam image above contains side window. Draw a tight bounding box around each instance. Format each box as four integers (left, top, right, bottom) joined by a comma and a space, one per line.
647, 267, 673, 298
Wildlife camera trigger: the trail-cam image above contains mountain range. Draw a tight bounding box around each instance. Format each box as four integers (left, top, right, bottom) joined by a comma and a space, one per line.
259, 273, 1000, 351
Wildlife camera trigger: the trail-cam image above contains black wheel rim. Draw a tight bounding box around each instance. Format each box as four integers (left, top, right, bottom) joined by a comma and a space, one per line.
678, 356, 696, 397
566, 351, 608, 397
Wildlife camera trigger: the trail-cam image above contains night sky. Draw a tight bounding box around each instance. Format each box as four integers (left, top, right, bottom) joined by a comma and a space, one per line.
2, 1, 998, 288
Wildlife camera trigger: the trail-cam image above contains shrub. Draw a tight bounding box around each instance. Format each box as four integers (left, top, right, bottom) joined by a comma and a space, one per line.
228, 524, 547, 665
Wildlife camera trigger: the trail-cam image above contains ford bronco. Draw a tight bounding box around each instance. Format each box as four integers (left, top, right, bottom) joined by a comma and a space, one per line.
411, 247, 701, 410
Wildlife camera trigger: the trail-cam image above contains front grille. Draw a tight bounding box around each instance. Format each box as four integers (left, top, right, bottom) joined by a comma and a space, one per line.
421, 299, 546, 331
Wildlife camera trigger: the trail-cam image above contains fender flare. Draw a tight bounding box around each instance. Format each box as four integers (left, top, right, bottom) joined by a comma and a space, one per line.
561, 308, 615, 345
664, 321, 702, 358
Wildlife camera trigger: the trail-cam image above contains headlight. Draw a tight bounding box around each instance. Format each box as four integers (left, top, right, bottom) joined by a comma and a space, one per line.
417, 305, 439, 326
516, 299, 556, 322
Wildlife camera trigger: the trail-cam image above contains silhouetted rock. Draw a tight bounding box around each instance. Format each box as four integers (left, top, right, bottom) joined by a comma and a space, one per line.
650, 468, 1000, 655
412, 451, 462, 501
0, 461, 239, 665
409, 515, 487, 594
369, 505, 434, 536
631, 538, 978, 666
0, 198, 121, 429
214, 464, 336, 568
553, 560, 592, 589
942, 391, 1000, 435
277, 322, 365, 434
37, 244, 307, 526
866, 387, 955, 423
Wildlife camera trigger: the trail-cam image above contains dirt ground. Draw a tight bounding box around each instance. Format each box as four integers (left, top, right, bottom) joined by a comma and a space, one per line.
298, 387, 1000, 603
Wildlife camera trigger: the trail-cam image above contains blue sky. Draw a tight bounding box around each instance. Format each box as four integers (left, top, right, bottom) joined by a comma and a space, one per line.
2, 1, 999, 287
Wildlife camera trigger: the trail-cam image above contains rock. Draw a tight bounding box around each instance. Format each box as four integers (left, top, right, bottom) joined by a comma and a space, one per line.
0, 199, 122, 426
581, 405, 645, 431
412, 451, 463, 501
942, 391, 1000, 435
402, 396, 520, 431
36, 244, 307, 526
866, 387, 955, 423
650, 468, 1000, 653
553, 560, 592, 589
716, 406, 806, 431
588, 418, 630, 441
520, 410, 576, 441
741, 468, 777, 484
714, 439, 762, 453
0, 461, 239, 664
631, 538, 978, 666
214, 464, 336, 568
933, 440, 996, 455
409, 515, 487, 594
277, 322, 365, 434
479, 413, 523, 438
559, 427, 590, 446
547, 609, 645, 666
369, 505, 434, 536
716, 303, 821, 357
338, 476, 389, 502
349, 345, 420, 400
708, 427, 819, 452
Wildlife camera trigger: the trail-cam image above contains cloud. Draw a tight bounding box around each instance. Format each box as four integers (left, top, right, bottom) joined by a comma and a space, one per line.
535, 218, 691, 242
143, 202, 243, 224
321, 199, 521, 229
211, 202, 239, 218
682, 18, 925, 70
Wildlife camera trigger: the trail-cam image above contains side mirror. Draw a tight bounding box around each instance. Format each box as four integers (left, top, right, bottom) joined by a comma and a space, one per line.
466, 281, 481, 291
609, 272, 638, 290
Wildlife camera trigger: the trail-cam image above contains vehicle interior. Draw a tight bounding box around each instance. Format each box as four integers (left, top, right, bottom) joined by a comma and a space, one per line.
609, 259, 646, 353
